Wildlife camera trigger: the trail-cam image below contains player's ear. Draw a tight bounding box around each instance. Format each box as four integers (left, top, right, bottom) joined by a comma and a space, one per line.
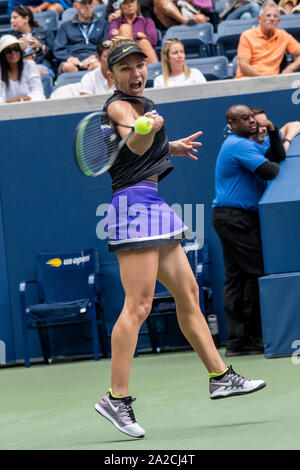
107, 69, 116, 85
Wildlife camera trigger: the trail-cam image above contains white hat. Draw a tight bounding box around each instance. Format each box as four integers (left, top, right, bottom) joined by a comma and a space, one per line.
0, 35, 27, 54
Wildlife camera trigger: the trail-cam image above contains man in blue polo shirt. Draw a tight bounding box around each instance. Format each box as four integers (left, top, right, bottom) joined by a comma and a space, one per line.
212, 104, 285, 357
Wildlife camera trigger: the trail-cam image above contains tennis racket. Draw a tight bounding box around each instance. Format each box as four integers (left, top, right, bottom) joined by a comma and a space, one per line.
74, 111, 135, 177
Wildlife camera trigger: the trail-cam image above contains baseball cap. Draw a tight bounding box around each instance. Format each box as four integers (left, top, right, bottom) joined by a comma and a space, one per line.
107, 42, 147, 70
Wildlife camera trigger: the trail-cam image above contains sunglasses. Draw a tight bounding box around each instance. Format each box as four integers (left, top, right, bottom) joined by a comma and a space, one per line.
165, 38, 181, 43
4, 45, 21, 54
19, 4, 29, 13
102, 40, 112, 49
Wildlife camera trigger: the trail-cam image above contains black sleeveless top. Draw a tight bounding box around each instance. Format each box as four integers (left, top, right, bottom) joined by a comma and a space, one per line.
103, 90, 173, 193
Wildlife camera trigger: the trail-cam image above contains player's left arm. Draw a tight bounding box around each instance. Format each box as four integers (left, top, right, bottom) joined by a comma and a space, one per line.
169, 131, 202, 159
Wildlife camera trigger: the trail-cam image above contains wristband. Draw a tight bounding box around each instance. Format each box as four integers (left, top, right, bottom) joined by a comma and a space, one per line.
282, 138, 291, 144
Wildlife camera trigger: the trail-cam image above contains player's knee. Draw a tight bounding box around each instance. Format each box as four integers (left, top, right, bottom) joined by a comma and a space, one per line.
134, 299, 153, 324
176, 280, 199, 311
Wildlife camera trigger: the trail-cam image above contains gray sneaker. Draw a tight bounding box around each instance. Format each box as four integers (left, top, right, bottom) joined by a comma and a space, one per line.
95, 392, 145, 438
210, 365, 266, 400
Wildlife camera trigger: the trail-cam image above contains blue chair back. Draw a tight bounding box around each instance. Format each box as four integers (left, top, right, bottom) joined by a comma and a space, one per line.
34, 11, 59, 31
41, 74, 53, 98
186, 56, 229, 80
61, 4, 106, 22
163, 24, 214, 59
278, 14, 300, 42
61, 7, 76, 22
146, 62, 162, 87
55, 70, 87, 87
216, 18, 258, 60
163, 23, 214, 44
37, 248, 100, 303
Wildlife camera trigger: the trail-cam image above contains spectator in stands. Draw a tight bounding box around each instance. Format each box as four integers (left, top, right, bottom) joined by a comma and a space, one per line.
153, 0, 207, 27
212, 104, 285, 357
108, 0, 158, 63
250, 107, 300, 152
235, 0, 300, 78
215, 0, 260, 20
153, 38, 206, 87
8, 0, 63, 16
10, 5, 55, 77
53, 0, 108, 74
278, 0, 300, 14
80, 39, 115, 94
105, 0, 168, 31
0, 34, 45, 102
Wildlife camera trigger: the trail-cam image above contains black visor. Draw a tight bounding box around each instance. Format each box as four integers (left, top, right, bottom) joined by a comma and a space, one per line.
108, 43, 147, 70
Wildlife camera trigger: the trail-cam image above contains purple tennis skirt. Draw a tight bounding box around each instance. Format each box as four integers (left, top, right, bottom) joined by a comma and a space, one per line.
106, 180, 190, 253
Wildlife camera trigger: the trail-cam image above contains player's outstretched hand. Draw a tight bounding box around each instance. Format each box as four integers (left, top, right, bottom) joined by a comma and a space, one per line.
169, 131, 203, 160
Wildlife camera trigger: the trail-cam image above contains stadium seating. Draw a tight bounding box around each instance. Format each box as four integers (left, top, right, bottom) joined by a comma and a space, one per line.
19, 248, 110, 367
163, 23, 214, 59
34, 10, 59, 32
186, 55, 229, 80
215, 17, 258, 60
146, 62, 162, 87
163, 23, 214, 44
61, 3, 106, 22
41, 74, 53, 98
278, 13, 300, 42
55, 70, 87, 88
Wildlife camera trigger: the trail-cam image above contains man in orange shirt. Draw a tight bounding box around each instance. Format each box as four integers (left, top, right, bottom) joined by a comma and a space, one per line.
235, 0, 300, 78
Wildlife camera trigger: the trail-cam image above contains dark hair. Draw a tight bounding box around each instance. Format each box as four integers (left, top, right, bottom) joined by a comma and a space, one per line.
250, 107, 266, 116
0, 46, 24, 87
97, 39, 112, 58
13, 5, 39, 28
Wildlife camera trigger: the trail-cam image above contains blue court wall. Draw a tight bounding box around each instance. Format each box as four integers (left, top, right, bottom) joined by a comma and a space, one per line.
0, 87, 299, 364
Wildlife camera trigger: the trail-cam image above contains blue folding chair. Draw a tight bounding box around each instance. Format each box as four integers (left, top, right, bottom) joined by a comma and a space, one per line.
41, 74, 53, 98
34, 11, 59, 32
19, 248, 110, 367
146, 238, 214, 353
186, 55, 229, 80
215, 17, 258, 60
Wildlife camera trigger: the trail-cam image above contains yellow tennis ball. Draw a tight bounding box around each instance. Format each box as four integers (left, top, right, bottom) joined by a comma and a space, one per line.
134, 116, 153, 135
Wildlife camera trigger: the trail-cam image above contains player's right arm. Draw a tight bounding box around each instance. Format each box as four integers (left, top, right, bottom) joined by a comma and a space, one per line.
107, 100, 163, 156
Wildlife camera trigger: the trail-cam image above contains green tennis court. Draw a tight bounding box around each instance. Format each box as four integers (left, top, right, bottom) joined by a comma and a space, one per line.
1, 349, 299, 450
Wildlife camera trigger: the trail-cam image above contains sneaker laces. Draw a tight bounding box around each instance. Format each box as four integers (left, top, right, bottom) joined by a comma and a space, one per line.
226, 365, 248, 387
120, 396, 137, 423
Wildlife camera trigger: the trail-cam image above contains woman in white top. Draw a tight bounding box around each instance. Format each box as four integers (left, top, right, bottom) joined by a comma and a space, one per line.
153, 38, 206, 88
0, 35, 45, 103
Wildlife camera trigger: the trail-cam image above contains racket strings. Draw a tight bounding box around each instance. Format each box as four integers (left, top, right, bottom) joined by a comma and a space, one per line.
77, 115, 119, 175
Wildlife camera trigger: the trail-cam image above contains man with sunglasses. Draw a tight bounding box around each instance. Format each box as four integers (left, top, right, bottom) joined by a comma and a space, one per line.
212, 104, 285, 358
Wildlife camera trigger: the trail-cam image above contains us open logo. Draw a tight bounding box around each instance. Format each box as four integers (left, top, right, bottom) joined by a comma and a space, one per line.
46, 255, 91, 267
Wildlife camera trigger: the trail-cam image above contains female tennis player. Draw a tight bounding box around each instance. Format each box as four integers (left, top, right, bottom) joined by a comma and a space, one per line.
94, 38, 266, 439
